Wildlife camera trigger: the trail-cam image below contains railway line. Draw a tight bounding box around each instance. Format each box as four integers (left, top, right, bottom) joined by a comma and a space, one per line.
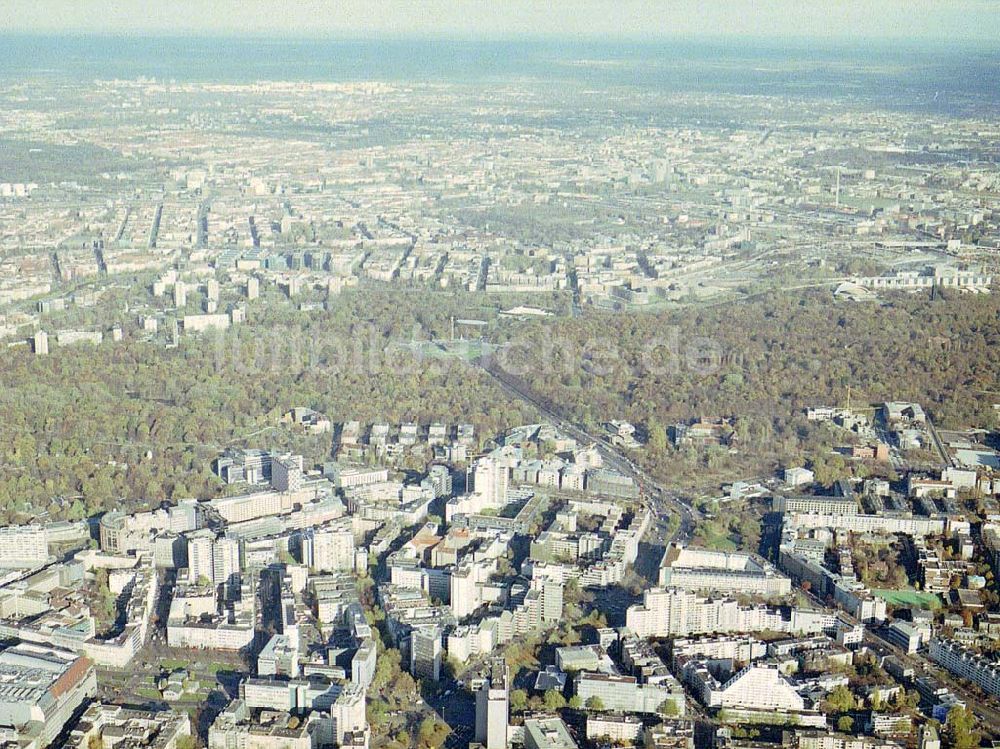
477, 360, 697, 548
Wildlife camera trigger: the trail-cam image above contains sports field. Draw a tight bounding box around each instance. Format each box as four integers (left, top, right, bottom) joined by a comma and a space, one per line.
872, 589, 941, 609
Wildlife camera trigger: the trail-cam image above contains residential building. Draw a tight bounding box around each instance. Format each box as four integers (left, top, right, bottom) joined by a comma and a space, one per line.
626, 587, 824, 638
929, 638, 1000, 696
302, 525, 355, 572
586, 713, 642, 743
659, 545, 791, 596
680, 661, 804, 711
474, 658, 509, 749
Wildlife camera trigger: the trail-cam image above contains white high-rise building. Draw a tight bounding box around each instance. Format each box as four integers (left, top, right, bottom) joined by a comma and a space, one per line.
626, 587, 807, 638
475, 658, 509, 749
302, 526, 354, 572
410, 626, 442, 681
174, 281, 187, 308
213, 538, 241, 588
331, 684, 367, 745
450, 557, 497, 619
187, 531, 215, 585
469, 455, 509, 506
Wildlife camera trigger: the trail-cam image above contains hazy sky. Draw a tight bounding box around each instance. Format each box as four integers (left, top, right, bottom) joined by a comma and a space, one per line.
3, 0, 999, 42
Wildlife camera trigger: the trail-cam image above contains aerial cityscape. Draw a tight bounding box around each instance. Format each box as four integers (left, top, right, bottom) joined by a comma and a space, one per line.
1, 3, 1000, 749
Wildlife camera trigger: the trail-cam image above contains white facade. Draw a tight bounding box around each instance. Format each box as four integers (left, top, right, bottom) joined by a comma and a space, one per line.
626, 587, 822, 639
929, 638, 1000, 696
682, 662, 804, 711
302, 526, 355, 572
0, 526, 48, 568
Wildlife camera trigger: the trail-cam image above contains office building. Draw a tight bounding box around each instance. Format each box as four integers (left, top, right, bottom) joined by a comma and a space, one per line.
209, 698, 324, 749
574, 672, 685, 715
885, 621, 922, 654
257, 633, 299, 678
410, 626, 442, 681
524, 716, 578, 749
331, 684, 367, 745
0, 525, 48, 568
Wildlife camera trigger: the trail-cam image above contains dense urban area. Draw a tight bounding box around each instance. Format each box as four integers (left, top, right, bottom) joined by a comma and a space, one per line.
0, 34, 1000, 749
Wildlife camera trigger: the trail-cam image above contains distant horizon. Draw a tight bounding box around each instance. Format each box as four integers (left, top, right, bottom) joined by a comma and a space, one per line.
2, 31, 996, 120
1, 30, 998, 49
2, 0, 999, 45
1, 30, 998, 56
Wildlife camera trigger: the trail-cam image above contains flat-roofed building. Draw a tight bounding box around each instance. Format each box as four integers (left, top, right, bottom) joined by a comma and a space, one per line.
929, 638, 1000, 696
524, 716, 578, 749
474, 658, 509, 749
774, 495, 857, 515
574, 672, 685, 715
0, 642, 98, 748
63, 703, 192, 749
885, 621, 923, 654
659, 545, 791, 596
410, 626, 442, 681
586, 713, 642, 743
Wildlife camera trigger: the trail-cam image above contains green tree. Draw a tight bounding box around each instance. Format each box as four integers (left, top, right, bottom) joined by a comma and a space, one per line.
510, 689, 528, 712
543, 689, 566, 710
824, 684, 855, 714
870, 690, 885, 713
67, 499, 87, 520
417, 716, 450, 749
648, 420, 668, 452
568, 695, 582, 709
585, 696, 605, 711
837, 716, 854, 733
658, 698, 680, 717
944, 707, 980, 749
